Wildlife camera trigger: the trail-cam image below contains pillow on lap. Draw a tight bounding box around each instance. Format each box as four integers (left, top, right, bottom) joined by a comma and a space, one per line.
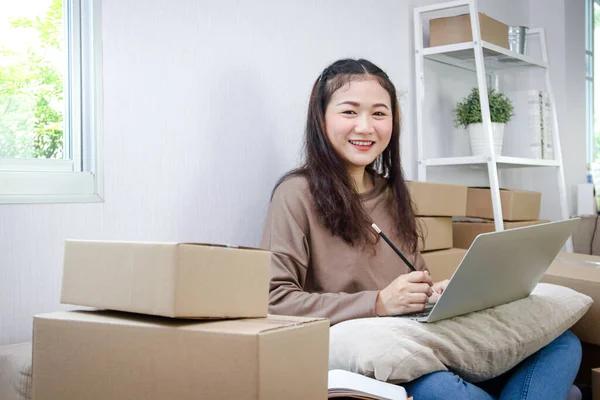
329, 283, 592, 383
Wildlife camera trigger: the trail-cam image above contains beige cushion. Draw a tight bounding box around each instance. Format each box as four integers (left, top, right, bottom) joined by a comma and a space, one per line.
0, 342, 32, 400
329, 283, 592, 383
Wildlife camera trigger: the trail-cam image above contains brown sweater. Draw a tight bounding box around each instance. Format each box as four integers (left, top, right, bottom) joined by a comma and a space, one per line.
260, 174, 428, 325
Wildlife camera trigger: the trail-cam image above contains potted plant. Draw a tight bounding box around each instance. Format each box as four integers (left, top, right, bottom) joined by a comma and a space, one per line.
454, 87, 514, 156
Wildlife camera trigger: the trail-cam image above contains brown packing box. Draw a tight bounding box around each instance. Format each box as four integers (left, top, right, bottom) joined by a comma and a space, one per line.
407, 181, 468, 217
592, 217, 600, 256
575, 343, 600, 387
573, 215, 598, 255
421, 248, 467, 282
61, 240, 271, 318
453, 220, 550, 249
418, 217, 453, 252
466, 187, 542, 221
593, 367, 600, 400
429, 12, 509, 49
541, 252, 600, 346
33, 311, 329, 400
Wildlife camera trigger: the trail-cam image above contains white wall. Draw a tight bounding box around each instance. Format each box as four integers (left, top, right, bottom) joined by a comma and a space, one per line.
0, 0, 587, 345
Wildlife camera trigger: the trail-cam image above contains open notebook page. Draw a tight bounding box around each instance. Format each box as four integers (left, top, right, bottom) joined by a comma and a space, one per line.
328, 370, 407, 400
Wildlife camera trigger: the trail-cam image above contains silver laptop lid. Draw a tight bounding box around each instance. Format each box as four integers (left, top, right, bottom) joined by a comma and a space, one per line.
425, 218, 579, 323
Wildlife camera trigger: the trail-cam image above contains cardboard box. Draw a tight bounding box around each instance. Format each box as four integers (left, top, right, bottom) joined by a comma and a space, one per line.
418, 217, 453, 251
593, 367, 600, 400
33, 311, 329, 400
575, 342, 600, 388
573, 215, 598, 255
407, 181, 467, 217
421, 248, 468, 282
542, 252, 600, 346
452, 220, 550, 249
429, 12, 509, 49
466, 188, 542, 221
591, 217, 600, 256
61, 240, 271, 318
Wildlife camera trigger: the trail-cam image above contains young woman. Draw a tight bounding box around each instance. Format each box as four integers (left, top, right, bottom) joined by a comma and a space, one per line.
260, 58, 581, 399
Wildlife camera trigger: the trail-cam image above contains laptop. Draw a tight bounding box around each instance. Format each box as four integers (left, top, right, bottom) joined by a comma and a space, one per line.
400, 218, 580, 323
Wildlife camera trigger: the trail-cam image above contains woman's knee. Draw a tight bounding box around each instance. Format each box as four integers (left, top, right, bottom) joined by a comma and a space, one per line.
555, 330, 582, 357
558, 330, 581, 346
547, 330, 582, 368
405, 371, 491, 400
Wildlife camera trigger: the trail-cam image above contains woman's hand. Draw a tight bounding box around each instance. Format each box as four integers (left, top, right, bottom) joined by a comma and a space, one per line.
428, 279, 450, 304
376, 271, 433, 317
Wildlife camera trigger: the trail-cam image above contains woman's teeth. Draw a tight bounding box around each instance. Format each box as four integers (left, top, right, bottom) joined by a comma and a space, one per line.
349, 140, 374, 146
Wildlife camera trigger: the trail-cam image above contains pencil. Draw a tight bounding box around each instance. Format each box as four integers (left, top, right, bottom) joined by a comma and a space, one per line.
371, 223, 417, 272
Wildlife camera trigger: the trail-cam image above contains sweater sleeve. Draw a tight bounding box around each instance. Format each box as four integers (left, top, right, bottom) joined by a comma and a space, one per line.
260, 179, 380, 325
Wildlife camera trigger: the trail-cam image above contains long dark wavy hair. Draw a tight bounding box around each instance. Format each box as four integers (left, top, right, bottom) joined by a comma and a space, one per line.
275, 58, 419, 252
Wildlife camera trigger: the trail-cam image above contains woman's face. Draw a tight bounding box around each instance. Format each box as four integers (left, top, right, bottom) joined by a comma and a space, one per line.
324, 78, 393, 172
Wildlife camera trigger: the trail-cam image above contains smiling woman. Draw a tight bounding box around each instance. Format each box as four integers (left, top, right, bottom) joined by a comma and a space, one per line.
324, 79, 393, 193
261, 58, 429, 324
259, 58, 582, 399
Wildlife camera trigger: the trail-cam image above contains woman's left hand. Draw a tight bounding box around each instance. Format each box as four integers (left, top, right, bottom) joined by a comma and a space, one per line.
428, 279, 449, 304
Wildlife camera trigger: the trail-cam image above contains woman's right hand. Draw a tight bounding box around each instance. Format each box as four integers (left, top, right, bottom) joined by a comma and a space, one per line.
375, 271, 434, 317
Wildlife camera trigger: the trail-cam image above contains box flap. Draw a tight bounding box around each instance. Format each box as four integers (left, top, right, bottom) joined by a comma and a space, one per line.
425, 248, 468, 256
218, 315, 326, 335
467, 187, 536, 193
452, 218, 550, 227
180, 243, 269, 252
65, 239, 269, 253
407, 180, 466, 189
65, 239, 180, 246
35, 311, 326, 335
35, 310, 189, 328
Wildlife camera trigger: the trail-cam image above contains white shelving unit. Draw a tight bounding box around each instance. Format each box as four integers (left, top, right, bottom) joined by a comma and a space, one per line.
413, 0, 572, 251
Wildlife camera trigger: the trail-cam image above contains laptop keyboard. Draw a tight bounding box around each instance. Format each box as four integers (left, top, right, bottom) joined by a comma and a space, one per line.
399, 302, 435, 319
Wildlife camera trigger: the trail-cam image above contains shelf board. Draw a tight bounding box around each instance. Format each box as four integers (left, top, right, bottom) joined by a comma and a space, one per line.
422, 41, 548, 71
420, 155, 560, 168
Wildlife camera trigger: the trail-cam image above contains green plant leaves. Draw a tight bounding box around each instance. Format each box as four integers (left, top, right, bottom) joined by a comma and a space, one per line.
454, 87, 515, 129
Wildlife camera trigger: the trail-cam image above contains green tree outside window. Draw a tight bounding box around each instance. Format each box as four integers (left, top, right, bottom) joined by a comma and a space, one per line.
0, 0, 64, 159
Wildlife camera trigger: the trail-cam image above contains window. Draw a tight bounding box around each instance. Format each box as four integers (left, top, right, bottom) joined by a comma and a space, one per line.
587, 0, 600, 162
0, 0, 103, 204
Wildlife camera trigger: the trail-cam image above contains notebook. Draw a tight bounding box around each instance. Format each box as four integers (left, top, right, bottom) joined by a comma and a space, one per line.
328, 369, 409, 400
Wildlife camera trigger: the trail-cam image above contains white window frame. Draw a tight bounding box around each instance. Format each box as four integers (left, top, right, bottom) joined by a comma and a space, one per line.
0, 0, 104, 204
587, 0, 596, 162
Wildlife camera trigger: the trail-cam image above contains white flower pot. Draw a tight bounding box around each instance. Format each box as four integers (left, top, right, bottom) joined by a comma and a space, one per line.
467, 122, 505, 156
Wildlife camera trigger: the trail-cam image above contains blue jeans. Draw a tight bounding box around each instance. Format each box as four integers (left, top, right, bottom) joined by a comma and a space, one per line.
403, 330, 582, 400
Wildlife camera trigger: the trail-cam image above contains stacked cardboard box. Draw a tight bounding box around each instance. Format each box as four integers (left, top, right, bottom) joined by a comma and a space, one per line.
572, 215, 600, 256
428, 12, 509, 49
408, 181, 468, 281
32, 241, 329, 400
453, 188, 549, 249
540, 252, 600, 396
